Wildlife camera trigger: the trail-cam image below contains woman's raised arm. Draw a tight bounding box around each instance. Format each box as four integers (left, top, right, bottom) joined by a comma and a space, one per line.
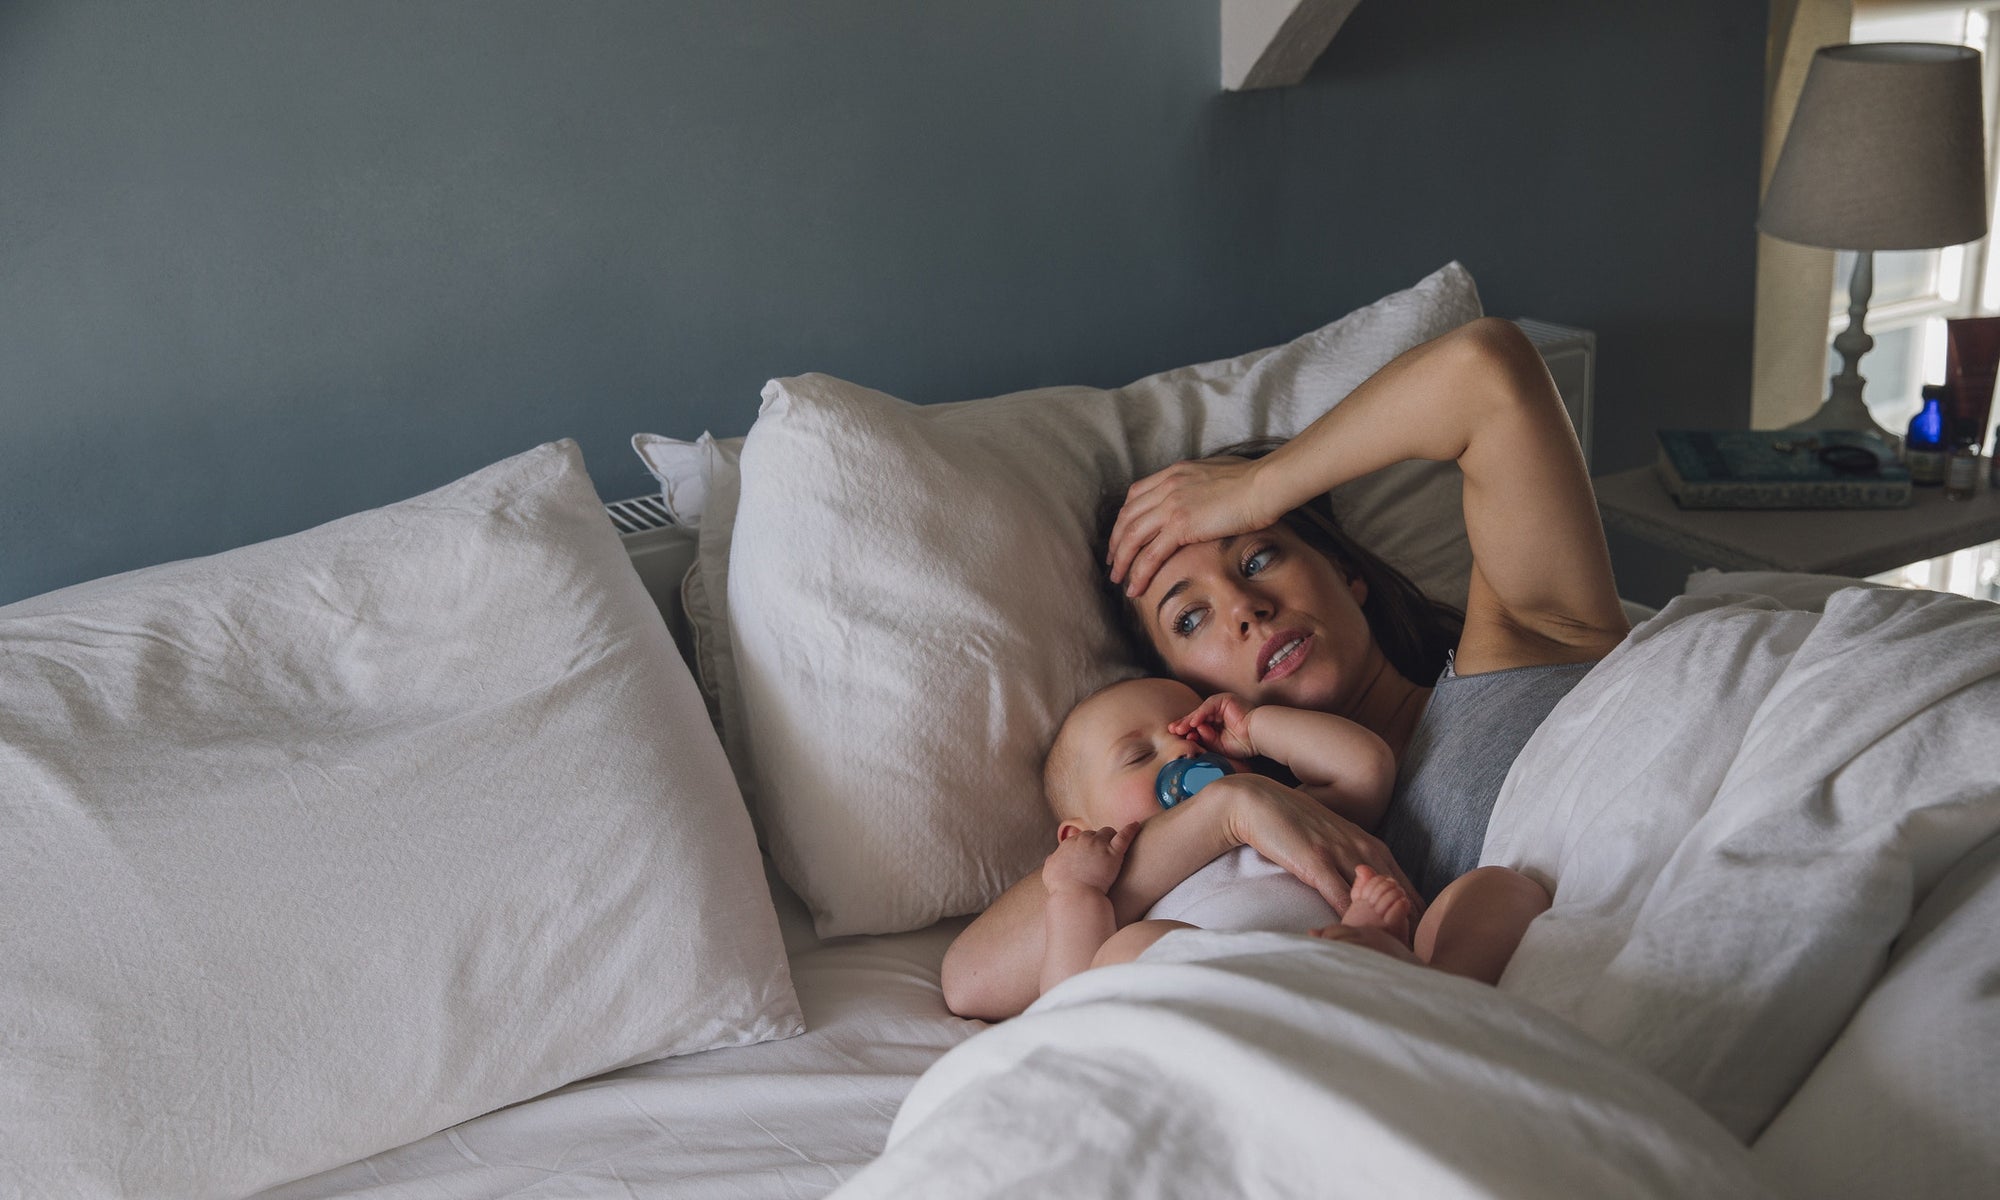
940, 774, 1413, 1020
1108, 317, 1626, 668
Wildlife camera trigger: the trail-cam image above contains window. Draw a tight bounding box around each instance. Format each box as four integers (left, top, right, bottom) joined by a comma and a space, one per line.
1837, 6, 2000, 435
1843, 4, 2000, 602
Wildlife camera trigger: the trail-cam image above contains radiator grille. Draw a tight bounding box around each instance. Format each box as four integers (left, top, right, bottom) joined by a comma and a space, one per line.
604, 495, 674, 535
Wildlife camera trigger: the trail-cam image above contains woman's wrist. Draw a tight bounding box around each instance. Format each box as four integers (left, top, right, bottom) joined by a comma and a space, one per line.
1244, 454, 1289, 528
1245, 445, 1318, 526
1218, 778, 1266, 850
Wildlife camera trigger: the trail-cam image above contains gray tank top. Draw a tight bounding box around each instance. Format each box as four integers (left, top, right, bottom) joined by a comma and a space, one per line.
1377, 652, 1595, 901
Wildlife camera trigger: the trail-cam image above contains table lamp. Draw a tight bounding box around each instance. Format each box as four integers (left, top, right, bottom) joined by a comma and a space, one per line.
1758, 42, 1989, 442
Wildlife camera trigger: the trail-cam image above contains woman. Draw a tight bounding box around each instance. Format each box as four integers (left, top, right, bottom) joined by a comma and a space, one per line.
941, 316, 1630, 1021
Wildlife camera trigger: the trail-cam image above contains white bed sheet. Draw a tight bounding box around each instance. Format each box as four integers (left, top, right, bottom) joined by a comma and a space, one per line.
836, 931, 1772, 1199
258, 866, 979, 1200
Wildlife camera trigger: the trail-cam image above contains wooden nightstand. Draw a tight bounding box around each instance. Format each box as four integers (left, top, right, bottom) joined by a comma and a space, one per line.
1593, 461, 2000, 604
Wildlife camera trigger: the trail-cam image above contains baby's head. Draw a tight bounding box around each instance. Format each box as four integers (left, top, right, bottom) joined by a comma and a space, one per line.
1044, 677, 1230, 838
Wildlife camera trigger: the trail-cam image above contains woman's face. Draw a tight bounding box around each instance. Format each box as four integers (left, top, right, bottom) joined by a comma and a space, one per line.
1130, 523, 1375, 713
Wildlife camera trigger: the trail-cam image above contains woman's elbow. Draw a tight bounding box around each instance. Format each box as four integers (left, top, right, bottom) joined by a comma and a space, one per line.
1447, 317, 1567, 425
1452, 316, 1540, 370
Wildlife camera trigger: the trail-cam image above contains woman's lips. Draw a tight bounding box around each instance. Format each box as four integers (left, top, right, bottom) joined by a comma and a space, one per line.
1256, 630, 1312, 682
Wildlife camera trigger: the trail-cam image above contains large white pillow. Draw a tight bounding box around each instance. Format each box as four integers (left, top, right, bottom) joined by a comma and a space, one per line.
724, 263, 1483, 936
0, 441, 801, 1199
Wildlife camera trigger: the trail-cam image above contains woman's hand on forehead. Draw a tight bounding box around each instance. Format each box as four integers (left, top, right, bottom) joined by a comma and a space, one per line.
1108, 455, 1270, 598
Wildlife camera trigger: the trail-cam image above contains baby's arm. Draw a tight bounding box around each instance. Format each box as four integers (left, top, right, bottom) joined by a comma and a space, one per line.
1040, 823, 1137, 995
1175, 696, 1395, 831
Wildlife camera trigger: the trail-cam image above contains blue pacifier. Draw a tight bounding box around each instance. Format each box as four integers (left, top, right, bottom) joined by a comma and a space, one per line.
1155, 753, 1233, 810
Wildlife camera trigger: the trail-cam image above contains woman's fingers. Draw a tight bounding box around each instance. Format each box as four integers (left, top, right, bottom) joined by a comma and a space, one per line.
1296, 845, 1356, 917
1122, 525, 1187, 599
1106, 496, 1166, 588
1224, 777, 1423, 920
1376, 848, 1423, 916
1351, 842, 1425, 919
1112, 462, 1263, 596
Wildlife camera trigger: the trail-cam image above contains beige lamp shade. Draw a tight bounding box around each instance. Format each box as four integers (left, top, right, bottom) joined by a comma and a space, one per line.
1759, 42, 1988, 251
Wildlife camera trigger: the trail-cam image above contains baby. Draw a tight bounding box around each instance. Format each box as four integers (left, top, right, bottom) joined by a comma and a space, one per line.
1038, 677, 1549, 996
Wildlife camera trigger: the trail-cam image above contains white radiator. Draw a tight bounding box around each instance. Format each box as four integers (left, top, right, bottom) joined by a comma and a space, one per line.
603, 496, 698, 655
1513, 317, 1596, 468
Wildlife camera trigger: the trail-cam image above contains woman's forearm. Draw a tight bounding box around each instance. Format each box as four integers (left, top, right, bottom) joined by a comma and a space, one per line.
1104, 794, 1239, 923
1249, 316, 1623, 648
1247, 317, 1541, 519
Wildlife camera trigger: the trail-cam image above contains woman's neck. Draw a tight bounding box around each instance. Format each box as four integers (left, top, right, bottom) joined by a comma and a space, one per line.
1346, 654, 1431, 762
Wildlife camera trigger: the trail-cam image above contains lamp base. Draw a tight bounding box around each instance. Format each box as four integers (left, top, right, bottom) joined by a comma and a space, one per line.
1788, 250, 1900, 448
1785, 383, 1899, 447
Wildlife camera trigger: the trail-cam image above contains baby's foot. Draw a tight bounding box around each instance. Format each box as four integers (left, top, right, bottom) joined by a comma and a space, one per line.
1308, 922, 1421, 965
1339, 866, 1412, 944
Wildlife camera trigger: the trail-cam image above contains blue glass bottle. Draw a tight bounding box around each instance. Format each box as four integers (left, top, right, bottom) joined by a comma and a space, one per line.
1906, 386, 1949, 486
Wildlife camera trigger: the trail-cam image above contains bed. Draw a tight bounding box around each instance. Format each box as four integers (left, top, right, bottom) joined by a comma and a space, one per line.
5, 265, 1996, 1199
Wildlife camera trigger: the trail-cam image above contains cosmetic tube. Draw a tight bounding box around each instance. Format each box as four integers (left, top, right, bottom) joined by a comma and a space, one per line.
1945, 316, 2000, 452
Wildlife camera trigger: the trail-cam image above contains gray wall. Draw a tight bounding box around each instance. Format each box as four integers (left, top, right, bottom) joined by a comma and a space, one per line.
0, 1, 1764, 606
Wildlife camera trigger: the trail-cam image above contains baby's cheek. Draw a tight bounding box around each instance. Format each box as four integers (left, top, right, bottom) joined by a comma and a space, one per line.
1115, 785, 1165, 829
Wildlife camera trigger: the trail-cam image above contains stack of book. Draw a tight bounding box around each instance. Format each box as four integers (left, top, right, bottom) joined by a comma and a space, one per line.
1654, 429, 1910, 509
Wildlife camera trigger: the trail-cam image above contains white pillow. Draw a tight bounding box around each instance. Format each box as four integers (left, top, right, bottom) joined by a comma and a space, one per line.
0, 441, 801, 1199
633, 430, 744, 529
725, 263, 1483, 936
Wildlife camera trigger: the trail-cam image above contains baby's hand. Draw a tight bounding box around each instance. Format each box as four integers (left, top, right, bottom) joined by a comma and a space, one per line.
1172, 692, 1258, 760
1043, 823, 1139, 895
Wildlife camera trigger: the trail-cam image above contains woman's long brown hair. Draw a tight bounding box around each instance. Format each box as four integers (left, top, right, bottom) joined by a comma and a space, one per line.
1100, 438, 1465, 687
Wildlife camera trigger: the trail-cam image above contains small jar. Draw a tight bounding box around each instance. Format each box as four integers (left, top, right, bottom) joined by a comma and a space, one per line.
1945, 437, 1980, 500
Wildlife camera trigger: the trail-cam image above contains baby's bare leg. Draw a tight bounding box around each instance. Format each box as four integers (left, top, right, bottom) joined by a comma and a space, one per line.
1411, 867, 1550, 985
1090, 919, 1197, 969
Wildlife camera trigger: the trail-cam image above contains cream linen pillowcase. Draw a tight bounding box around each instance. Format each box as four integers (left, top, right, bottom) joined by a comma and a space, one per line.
0, 441, 800, 1199
722, 263, 1483, 937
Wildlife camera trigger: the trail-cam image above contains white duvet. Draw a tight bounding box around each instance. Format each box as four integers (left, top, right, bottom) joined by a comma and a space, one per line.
839, 585, 2000, 1199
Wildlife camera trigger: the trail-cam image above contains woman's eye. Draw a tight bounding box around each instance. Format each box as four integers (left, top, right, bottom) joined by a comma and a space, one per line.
1242, 547, 1276, 577
1171, 606, 1208, 638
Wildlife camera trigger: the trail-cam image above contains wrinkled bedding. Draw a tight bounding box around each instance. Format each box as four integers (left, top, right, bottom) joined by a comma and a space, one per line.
258, 885, 980, 1200
838, 585, 2000, 1199
1489, 584, 2000, 1141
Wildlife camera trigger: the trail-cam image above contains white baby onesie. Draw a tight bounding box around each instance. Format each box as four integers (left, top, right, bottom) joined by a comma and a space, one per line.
1143, 845, 1339, 932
